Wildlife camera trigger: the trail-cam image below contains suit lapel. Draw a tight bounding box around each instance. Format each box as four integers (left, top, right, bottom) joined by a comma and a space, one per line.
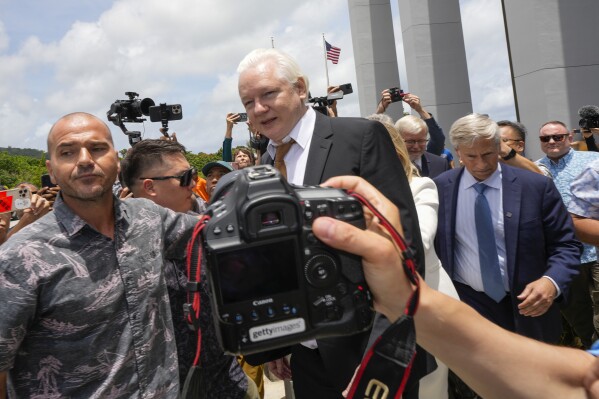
303, 112, 333, 185
501, 165, 520, 289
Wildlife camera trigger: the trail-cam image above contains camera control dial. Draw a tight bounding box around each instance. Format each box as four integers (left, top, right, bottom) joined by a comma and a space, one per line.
305, 253, 339, 288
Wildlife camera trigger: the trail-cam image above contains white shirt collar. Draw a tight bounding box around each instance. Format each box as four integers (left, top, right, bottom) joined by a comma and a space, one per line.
462, 163, 502, 190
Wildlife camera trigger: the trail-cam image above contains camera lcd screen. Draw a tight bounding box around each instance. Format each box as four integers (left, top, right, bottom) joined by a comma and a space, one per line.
215, 239, 300, 305
297, 189, 346, 200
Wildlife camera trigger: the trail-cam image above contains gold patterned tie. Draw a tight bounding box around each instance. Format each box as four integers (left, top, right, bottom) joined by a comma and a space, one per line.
273, 139, 295, 180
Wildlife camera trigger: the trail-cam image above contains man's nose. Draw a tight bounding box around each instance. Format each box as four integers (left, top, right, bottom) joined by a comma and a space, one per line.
77, 148, 93, 165
254, 100, 269, 114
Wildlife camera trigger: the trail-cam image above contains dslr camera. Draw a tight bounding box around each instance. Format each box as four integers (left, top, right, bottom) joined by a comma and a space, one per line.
388, 87, 405, 103
200, 165, 373, 355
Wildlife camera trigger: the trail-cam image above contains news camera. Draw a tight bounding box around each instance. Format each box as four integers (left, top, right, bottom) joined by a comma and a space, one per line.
195, 165, 373, 354
107, 91, 183, 146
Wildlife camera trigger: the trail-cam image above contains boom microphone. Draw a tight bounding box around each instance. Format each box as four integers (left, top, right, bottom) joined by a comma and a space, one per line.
578, 105, 599, 119
578, 105, 599, 130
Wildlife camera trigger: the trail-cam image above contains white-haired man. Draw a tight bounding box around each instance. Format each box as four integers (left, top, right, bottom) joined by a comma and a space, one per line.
237, 48, 429, 399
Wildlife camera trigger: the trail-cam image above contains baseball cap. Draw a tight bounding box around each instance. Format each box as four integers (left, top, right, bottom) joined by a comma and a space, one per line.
201, 160, 234, 176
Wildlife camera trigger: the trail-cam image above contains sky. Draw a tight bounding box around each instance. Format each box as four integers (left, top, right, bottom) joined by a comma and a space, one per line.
0, 0, 515, 154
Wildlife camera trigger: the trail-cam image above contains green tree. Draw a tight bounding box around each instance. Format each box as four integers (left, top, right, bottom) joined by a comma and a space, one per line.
0, 152, 48, 188
185, 150, 222, 178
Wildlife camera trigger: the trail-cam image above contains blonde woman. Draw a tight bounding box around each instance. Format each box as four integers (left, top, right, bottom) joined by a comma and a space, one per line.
378, 120, 459, 399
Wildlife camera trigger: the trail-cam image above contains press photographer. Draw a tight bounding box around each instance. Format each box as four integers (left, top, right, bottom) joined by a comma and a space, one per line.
578, 105, 599, 152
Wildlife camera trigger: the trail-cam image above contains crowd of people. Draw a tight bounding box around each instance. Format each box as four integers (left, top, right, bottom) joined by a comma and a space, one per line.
0, 47, 599, 399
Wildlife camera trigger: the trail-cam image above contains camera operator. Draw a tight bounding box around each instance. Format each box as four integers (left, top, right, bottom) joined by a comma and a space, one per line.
326, 85, 342, 117
223, 113, 257, 169
121, 139, 257, 398
376, 91, 445, 156
577, 105, 599, 152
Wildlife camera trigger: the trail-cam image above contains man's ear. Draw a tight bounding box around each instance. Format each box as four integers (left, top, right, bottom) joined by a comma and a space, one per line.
141, 179, 157, 197
45, 160, 57, 185
296, 77, 308, 101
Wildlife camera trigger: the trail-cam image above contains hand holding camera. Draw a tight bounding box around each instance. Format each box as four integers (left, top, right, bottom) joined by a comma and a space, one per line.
376, 87, 407, 114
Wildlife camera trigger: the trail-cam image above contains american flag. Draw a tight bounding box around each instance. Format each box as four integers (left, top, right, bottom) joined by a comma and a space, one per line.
325, 41, 341, 64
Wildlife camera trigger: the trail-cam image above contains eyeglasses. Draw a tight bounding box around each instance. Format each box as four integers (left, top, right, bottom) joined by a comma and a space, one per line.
405, 139, 429, 146
539, 134, 568, 143
139, 167, 198, 187
502, 138, 524, 144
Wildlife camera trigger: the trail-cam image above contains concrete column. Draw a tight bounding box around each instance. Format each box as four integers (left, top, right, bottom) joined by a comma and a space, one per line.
503, 0, 599, 161
347, 0, 403, 121
398, 0, 472, 141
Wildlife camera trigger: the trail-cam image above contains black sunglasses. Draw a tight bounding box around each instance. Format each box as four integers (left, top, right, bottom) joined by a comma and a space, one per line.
139, 167, 198, 187
540, 134, 568, 143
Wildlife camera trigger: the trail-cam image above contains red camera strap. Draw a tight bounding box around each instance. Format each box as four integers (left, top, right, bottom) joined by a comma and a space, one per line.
185, 214, 212, 367
180, 215, 212, 398
344, 191, 420, 399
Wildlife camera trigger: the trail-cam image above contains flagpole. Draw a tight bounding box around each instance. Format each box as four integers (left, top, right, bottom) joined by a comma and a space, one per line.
322, 33, 330, 89
271, 36, 275, 49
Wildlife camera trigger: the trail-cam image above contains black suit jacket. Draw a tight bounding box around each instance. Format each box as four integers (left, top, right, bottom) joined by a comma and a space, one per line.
255, 111, 427, 396
419, 152, 450, 178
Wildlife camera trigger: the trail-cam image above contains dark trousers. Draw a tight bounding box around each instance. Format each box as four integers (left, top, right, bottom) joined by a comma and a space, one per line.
453, 281, 515, 331
449, 282, 514, 399
290, 345, 344, 399
561, 261, 599, 348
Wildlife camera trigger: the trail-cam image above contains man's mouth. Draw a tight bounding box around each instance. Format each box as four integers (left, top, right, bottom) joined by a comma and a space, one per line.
76, 173, 102, 180
261, 117, 276, 128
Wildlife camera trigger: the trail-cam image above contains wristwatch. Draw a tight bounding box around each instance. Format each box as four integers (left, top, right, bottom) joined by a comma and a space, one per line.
502, 148, 517, 161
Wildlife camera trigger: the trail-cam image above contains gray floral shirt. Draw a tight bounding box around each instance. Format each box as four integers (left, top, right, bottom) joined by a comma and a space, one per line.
0, 195, 197, 398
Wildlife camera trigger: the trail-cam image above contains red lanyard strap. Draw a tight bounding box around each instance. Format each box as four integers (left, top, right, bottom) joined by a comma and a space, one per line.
345, 191, 420, 399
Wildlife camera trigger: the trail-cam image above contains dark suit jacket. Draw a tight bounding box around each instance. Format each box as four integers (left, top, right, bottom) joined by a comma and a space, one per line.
420, 152, 450, 179
255, 111, 427, 396
433, 165, 582, 343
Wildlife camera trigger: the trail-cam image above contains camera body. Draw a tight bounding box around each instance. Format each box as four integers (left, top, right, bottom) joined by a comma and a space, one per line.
388, 87, 405, 103
201, 165, 373, 355
107, 91, 155, 124
580, 117, 599, 130
339, 83, 353, 95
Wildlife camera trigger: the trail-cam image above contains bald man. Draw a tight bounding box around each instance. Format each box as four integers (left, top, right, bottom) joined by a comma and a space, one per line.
0, 113, 199, 398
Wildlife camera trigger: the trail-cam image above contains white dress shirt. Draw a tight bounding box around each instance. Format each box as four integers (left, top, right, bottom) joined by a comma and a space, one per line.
266, 107, 315, 186
267, 106, 318, 349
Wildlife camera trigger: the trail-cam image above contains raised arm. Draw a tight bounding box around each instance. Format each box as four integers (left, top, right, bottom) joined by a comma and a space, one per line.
313, 175, 595, 399
223, 113, 241, 162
